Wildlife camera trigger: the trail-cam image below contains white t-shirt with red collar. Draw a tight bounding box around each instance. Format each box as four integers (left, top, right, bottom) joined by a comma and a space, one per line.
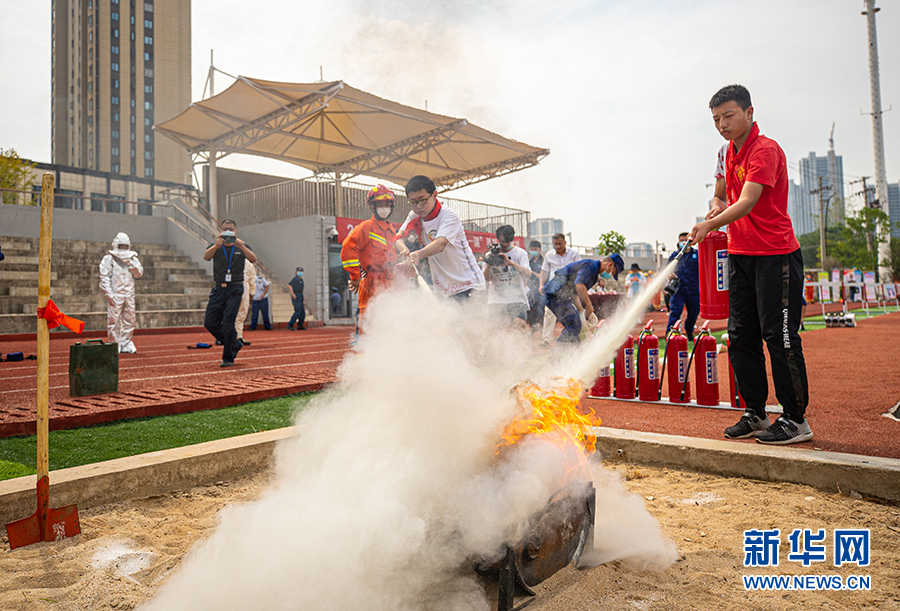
397, 201, 486, 297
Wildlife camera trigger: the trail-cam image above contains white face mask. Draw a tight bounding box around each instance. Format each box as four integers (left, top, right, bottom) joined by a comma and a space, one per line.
221, 230, 236, 237
375, 206, 392, 219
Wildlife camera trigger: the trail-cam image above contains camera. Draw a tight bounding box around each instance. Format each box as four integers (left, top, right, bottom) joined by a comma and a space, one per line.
222, 234, 236, 245
486, 243, 506, 267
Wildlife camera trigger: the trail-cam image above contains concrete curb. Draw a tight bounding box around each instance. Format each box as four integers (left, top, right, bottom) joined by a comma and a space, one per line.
591, 428, 900, 502
0, 427, 296, 527
3, 426, 899, 527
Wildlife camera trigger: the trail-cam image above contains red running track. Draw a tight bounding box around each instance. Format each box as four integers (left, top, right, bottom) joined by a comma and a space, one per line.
0, 326, 351, 437
1, 313, 898, 459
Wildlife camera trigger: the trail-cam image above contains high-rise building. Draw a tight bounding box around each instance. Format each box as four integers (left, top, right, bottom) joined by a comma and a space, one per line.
888, 182, 900, 240
52, 0, 191, 184
788, 151, 845, 238
530, 217, 565, 251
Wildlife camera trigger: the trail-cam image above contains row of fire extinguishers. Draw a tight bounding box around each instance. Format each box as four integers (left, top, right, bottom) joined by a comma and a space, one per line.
589, 229, 743, 407
588, 319, 742, 406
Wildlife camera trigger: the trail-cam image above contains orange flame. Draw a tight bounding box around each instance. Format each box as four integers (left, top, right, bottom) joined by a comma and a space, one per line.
497, 378, 602, 479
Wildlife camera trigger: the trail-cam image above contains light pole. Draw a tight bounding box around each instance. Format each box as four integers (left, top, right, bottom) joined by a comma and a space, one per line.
655, 241, 666, 270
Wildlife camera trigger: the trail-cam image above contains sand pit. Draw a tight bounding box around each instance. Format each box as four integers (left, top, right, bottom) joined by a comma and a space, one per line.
1, 462, 897, 610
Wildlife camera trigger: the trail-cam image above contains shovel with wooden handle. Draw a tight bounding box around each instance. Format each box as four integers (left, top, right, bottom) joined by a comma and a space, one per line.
6, 172, 81, 550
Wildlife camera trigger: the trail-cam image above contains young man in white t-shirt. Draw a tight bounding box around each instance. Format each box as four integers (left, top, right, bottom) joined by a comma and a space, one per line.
538, 233, 581, 345
395, 175, 485, 300
484, 224, 533, 328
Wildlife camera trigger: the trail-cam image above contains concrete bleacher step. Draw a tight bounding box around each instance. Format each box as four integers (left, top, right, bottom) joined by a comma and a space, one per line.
0, 309, 209, 335
1, 235, 216, 334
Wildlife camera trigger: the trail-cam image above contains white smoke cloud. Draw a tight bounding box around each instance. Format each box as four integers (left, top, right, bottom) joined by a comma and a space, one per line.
140, 287, 675, 611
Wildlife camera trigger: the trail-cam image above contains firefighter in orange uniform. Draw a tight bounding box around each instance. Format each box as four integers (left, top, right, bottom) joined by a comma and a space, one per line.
340, 184, 400, 329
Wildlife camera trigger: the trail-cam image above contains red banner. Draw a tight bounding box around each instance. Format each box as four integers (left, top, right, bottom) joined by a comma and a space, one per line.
336, 217, 525, 254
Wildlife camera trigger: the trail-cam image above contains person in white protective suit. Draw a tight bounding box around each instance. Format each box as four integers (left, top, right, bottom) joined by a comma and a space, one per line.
99, 232, 144, 353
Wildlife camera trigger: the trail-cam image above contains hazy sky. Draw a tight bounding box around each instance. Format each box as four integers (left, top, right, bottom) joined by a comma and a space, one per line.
1, 0, 897, 250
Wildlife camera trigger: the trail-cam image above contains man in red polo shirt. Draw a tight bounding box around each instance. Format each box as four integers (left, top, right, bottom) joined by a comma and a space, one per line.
689, 84, 812, 445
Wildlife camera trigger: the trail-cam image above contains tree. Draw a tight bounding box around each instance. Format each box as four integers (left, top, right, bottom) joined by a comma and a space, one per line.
797, 226, 842, 269
597, 230, 626, 255
829, 206, 892, 277
0, 148, 37, 205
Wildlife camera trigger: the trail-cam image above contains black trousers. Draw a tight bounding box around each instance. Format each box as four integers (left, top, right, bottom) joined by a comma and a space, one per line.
728, 249, 809, 420
204, 284, 244, 362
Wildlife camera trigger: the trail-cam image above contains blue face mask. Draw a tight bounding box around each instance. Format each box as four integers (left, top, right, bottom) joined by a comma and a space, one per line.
600, 271, 612, 280
297, 271, 303, 277
529, 250, 540, 258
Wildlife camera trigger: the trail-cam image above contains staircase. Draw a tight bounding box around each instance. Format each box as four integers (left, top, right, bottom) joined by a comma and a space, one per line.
0, 236, 214, 335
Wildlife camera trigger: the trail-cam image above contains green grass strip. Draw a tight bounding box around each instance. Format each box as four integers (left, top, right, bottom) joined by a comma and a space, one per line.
0, 392, 316, 481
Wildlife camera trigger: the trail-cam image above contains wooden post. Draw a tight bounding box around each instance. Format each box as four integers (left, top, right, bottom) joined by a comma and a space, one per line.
36, 172, 55, 481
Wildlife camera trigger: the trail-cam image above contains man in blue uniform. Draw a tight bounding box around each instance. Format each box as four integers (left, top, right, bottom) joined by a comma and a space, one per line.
666, 232, 701, 342
543, 254, 625, 343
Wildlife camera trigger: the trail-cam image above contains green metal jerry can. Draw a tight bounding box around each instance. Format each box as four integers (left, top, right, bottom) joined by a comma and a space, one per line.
69, 339, 119, 396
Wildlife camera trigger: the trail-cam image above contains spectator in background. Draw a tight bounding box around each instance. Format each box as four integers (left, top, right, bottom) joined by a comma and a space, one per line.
287, 266, 306, 330
250, 271, 272, 331
625, 264, 646, 303
99, 232, 143, 353
483, 225, 532, 329
526, 240, 545, 333
539, 233, 581, 346
235, 261, 257, 346
203, 219, 257, 367
666, 232, 700, 342
331, 287, 343, 316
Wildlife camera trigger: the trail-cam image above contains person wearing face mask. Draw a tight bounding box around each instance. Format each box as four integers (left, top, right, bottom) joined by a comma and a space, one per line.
203, 219, 257, 366
99, 232, 143, 353
287, 267, 307, 330
339, 184, 401, 330
483, 225, 533, 329
542, 254, 625, 344
666, 231, 701, 342
526, 240, 545, 333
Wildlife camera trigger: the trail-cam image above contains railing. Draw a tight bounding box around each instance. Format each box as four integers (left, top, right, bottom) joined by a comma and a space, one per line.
225, 176, 531, 237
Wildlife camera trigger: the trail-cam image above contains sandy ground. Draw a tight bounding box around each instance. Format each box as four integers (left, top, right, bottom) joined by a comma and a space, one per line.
2, 463, 898, 611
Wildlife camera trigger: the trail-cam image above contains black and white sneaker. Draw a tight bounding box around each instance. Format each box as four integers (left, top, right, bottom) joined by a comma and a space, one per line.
756, 416, 813, 445
724, 409, 771, 439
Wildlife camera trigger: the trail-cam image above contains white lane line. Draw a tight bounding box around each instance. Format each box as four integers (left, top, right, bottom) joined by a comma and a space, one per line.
4, 357, 343, 393
0, 345, 350, 382
0, 354, 347, 394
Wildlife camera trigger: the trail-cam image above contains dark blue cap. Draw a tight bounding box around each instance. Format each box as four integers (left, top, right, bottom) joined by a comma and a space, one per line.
609, 253, 625, 280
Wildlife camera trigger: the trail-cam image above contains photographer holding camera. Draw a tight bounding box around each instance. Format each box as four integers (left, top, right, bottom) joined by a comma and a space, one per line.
665, 231, 700, 342
483, 225, 533, 328
203, 219, 257, 367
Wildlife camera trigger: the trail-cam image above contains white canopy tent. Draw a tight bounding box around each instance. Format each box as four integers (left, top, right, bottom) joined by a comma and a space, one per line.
155, 76, 549, 219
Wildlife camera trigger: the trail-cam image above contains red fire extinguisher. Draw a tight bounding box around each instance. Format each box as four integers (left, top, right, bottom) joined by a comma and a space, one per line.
692, 321, 719, 406
663, 322, 690, 404
637, 321, 660, 402
589, 321, 612, 398
590, 362, 612, 397
614, 334, 635, 399
698, 230, 729, 320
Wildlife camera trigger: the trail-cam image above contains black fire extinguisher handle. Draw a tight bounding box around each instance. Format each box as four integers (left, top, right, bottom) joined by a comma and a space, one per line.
680, 333, 702, 402
657, 329, 675, 401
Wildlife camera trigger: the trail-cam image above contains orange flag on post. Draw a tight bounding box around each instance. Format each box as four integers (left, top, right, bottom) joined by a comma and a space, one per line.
36, 299, 85, 334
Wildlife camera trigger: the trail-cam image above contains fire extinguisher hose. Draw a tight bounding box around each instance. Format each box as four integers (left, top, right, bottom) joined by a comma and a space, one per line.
657, 326, 678, 401
680, 329, 706, 402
